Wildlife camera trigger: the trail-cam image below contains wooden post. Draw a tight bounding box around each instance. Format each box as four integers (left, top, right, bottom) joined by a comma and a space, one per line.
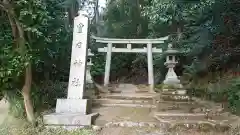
104, 43, 112, 86
147, 43, 155, 93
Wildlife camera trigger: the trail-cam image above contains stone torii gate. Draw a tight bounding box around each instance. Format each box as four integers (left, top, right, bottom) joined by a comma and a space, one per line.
92, 36, 169, 93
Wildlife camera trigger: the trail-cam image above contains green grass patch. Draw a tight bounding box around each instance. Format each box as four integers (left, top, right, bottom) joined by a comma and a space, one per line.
0, 117, 95, 135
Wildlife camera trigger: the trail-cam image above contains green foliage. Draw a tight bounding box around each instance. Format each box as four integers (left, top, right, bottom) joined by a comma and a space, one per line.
90, 0, 151, 80
0, 0, 240, 121
6, 91, 25, 118
5, 81, 67, 118
104, 0, 148, 38
31, 81, 67, 112
0, 12, 30, 95
0, 47, 29, 93
0, 44, 30, 118
90, 53, 105, 77
225, 77, 240, 114
143, 0, 240, 100
0, 0, 74, 119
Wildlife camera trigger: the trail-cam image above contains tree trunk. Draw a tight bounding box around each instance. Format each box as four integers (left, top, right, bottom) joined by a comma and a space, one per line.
95, 0, 99, 24
14, 15, 35, 123
2, 0, 35, 123
22, 64, 35, 123
177, 27, 182, 41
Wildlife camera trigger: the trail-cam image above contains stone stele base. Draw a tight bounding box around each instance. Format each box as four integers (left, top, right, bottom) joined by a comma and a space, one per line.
43, 112, 98, 126
43, 98, 98, 127
55, 99, 91, 114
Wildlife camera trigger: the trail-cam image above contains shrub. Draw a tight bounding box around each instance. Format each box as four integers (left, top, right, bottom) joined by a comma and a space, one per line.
5, 91, 25, 118
4, 81, 67, 118
31, 81, 67, 112
225, 77, 240, 114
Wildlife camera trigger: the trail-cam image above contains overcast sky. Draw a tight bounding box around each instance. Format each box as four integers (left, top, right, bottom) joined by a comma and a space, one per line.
81, 0, 106, 17
98, 0, 106, 12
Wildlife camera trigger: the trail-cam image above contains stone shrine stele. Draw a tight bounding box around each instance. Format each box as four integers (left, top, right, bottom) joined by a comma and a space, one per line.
67, 12, 88, 99
43, 11, 98, 129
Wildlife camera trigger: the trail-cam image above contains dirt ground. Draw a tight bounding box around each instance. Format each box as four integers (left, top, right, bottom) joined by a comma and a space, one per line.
0, 98, 236, 135
92, 106, 157, 126
92, 106, 233, 135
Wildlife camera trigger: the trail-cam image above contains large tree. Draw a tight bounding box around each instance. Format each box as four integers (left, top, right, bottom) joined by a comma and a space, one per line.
0, 0, 86, 122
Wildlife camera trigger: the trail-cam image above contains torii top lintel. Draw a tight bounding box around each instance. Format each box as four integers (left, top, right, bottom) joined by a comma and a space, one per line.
91, 35, 169, 44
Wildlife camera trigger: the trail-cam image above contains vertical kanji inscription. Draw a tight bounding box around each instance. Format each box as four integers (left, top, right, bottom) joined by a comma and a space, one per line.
77, 23, 84, 33
71, 77, 81, 86
73, 59, 82, 66
76, 42, 82, 48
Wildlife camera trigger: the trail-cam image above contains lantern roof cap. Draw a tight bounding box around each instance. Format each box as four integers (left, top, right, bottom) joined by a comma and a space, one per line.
88, 49, 94, 56
164, 44, 180, 54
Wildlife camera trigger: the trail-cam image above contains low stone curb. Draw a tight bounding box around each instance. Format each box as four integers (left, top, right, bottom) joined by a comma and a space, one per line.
104, 121, 170, 128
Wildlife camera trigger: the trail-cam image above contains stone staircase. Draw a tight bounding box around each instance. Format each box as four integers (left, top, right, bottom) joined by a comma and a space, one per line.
153, 88, 232, 129
91, 84, 234, 132
92, 83, 159, 108
93, 93, 159, 108
160, 89, 191, 102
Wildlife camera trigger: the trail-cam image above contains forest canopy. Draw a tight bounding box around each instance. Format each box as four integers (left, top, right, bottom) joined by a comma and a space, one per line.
0, 0, 240, 122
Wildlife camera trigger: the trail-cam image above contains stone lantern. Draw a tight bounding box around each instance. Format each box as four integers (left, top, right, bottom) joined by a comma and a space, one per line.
86, 49, 94, 87
163, 44, 186, 95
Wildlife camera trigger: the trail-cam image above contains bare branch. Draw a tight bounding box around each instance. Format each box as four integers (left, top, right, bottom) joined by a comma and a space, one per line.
0, 3, 7, 12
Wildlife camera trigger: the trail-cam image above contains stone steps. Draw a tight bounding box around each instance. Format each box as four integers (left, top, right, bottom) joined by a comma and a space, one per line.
154, 112, 231, 125
154, 112, 207, 122
161, 89, 186, 95
92, 99, 155, 108
110, 90, 149, 94
98, 120, 230, 132
100, 93, 158, 100
155, 102, 203, 112
93, 93, 158, 108
153, 114, 231, 132
160, 94, 192, 102
160, 93, 189, 96
158, 100, 195, 104
103, 121, 167, 128
93, 103, 155, 108
93, 98, 153, 105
